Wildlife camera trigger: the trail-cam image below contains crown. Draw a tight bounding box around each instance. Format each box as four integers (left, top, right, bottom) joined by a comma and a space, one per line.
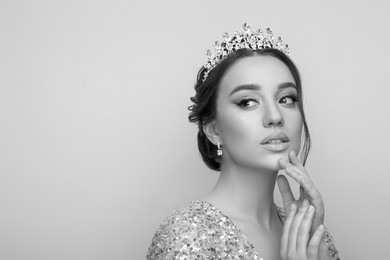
202, 23, 290, 82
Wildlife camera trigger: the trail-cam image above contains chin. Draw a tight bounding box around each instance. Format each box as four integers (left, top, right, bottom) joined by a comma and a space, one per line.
260, 158, 284, 171
228, 148, 299, 171
253, 152, 290, 171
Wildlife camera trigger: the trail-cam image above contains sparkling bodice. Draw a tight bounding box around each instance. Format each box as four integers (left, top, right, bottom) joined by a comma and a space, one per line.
146, 200, 339, 260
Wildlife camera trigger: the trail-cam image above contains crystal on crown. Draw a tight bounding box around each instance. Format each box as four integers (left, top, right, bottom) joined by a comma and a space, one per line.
202, 23, 290, 82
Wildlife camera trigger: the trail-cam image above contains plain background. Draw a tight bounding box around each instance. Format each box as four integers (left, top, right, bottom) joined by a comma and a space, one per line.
1, 0, 390, 259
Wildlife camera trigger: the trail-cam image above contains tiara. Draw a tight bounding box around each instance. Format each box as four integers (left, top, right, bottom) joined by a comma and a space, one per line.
202, 23, 290, 82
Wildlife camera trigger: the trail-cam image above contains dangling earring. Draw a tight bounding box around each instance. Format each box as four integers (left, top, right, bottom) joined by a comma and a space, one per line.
217, 142, 222, 156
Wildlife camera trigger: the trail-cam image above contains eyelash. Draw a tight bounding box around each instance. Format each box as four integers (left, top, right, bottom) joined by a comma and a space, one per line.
236, 98, 258, 109
236, 95, 299, 109
279, 95, 298, 105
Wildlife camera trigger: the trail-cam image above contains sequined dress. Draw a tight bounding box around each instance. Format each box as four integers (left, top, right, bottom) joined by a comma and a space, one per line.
146, 200, 339, 260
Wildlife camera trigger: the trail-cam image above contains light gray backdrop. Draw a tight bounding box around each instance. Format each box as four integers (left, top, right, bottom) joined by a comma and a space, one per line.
1, 0, 389, 259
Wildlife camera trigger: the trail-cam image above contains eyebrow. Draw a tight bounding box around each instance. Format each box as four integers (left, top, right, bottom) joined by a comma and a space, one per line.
278, 82, 297, 90
229, 84, 260, 96
229, 82, 297, 96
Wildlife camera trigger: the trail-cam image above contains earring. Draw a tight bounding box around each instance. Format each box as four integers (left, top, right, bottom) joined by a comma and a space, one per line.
217, 142, 222, 156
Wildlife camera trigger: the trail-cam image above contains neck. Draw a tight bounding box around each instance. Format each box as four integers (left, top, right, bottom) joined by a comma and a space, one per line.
204, 160, 279, 229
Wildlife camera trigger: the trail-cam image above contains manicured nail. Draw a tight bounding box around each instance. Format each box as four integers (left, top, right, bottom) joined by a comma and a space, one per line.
308, 205, 314, 213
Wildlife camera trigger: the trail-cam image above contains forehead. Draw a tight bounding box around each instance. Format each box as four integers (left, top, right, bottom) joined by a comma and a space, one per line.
219, 55, 295, 92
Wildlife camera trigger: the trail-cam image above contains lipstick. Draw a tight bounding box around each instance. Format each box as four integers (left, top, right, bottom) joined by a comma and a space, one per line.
261, 132, 289, 152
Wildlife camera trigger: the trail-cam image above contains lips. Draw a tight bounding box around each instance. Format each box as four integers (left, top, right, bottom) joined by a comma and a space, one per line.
261, 132, 289, 145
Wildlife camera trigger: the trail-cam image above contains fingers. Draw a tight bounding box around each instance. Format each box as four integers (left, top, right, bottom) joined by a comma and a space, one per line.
307, 225, 325, 259
280, 200, 321, 260
299, 186, 310, 202
277, 175, 295, 212
288, 199, 310, 250
279, 151, 325, 240
288, 150, 302, 167
279, 151, 322, 205
280, 203, 296, 257
296, 205, 315, 256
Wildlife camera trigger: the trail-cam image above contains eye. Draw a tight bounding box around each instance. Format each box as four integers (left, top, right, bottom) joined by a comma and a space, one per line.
279, 95, 298, 105
236, 98, 259, 109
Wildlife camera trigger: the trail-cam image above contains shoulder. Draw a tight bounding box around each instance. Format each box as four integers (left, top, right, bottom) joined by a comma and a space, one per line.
146, 200, 221, 260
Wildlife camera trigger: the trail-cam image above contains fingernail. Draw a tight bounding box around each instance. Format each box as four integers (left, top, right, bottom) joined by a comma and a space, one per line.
302, 199, 309, 207
319, 224, 324, 231
290, 204, 296, 211
308, 205, 314, 213
279, 158, 286, 165
289, 204, 296, 215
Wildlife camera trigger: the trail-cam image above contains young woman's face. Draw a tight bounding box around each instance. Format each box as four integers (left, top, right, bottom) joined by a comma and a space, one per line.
215, 55, 302, 171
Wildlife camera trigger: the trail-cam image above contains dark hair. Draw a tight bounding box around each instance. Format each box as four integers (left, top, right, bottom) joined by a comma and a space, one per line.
188, 48, 311, 171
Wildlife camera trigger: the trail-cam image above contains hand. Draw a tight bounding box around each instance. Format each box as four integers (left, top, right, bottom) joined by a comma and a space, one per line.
280, 200, 325, 260
277, 150, 324, 235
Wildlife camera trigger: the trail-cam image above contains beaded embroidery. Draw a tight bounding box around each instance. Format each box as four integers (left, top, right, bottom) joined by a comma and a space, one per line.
146, 200, 340, 260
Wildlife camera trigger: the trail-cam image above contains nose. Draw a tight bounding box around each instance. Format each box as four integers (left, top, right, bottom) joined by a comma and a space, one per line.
262, 101, 284, 127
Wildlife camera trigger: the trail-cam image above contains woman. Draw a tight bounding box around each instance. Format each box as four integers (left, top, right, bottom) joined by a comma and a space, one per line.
147, 23, 340, 260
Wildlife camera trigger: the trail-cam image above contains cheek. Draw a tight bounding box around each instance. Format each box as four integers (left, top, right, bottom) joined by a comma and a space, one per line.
216, 106, 260, 149
289, 114, 303, 149
217, 113, 251, 143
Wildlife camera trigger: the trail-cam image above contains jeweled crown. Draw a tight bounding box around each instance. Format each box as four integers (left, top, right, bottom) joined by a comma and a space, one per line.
202, 23, 290, 82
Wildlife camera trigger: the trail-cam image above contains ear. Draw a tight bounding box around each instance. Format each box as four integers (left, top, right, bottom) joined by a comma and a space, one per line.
203, 120, 221, 146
